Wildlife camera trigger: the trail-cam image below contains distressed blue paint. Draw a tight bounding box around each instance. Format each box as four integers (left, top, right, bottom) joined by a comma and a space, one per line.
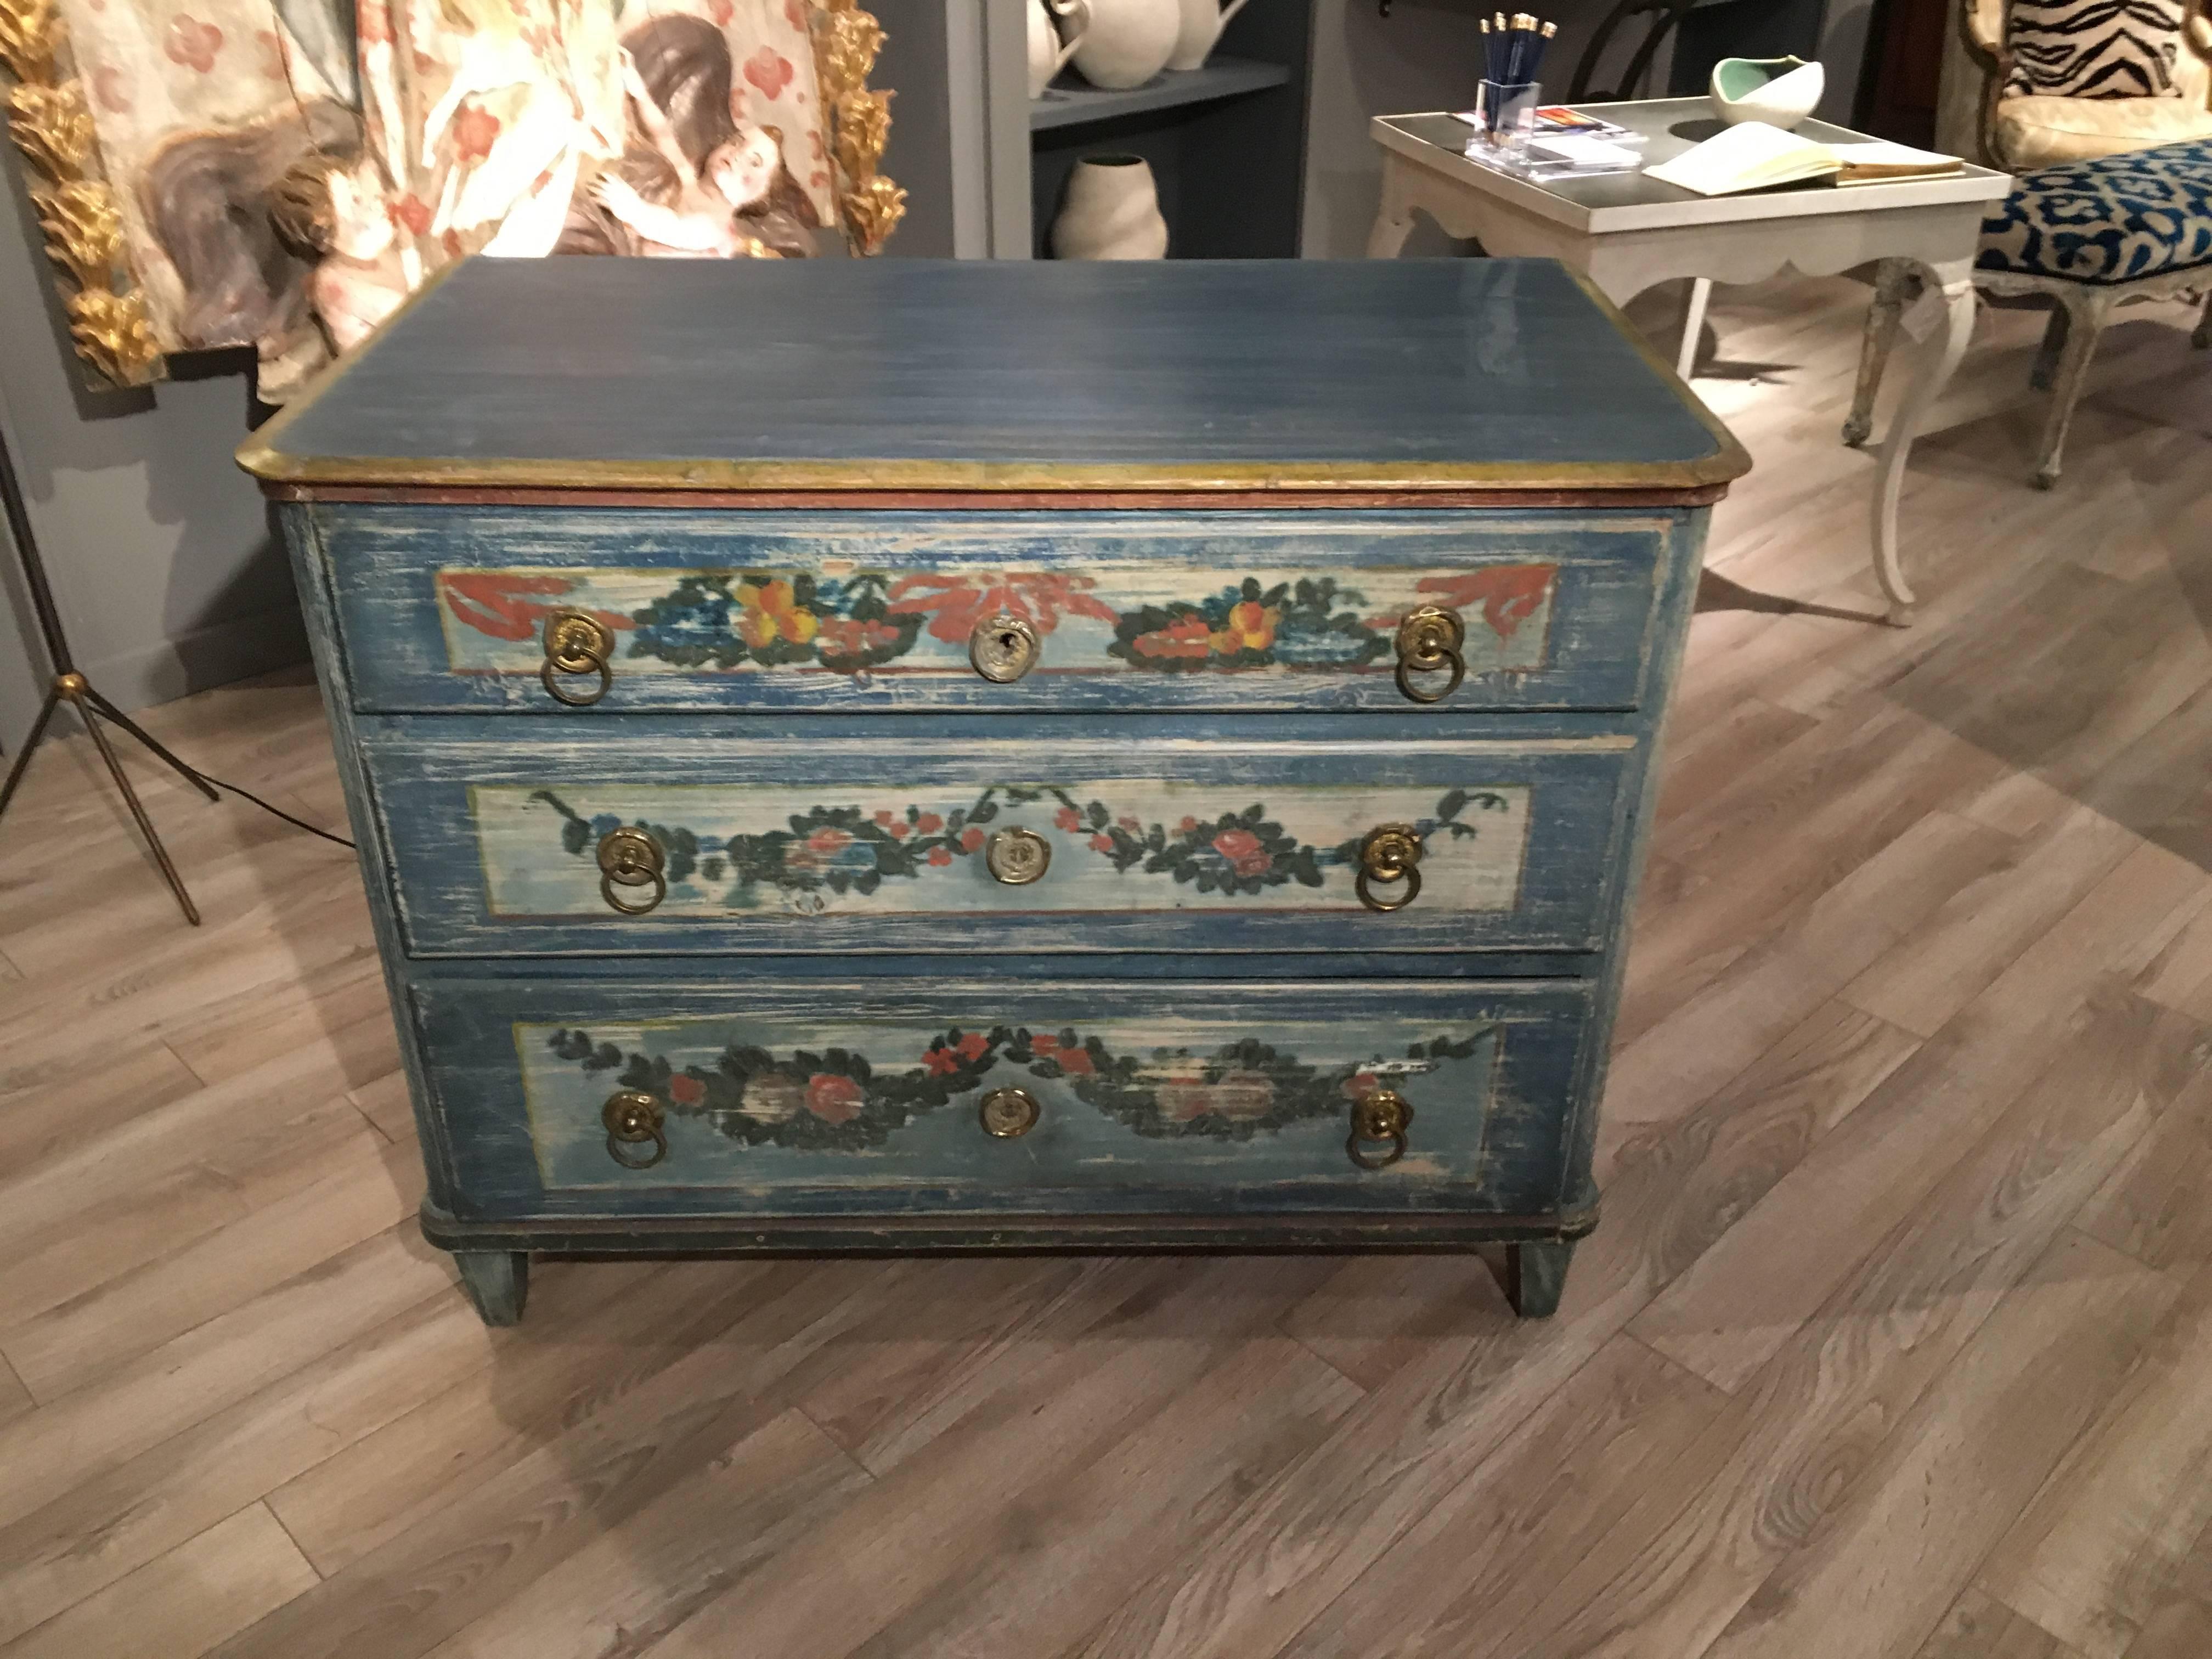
318, 506, 1681, 714
360, 716, 1634, 957
408, 977, 1593, 1219
248, 258, 1739, 481
251, 259, 1737, 1320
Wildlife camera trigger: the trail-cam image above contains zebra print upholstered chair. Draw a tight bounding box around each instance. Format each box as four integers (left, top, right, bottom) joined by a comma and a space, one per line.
1937, 0, 2212, 168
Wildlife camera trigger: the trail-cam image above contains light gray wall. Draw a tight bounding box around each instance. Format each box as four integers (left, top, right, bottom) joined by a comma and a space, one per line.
1301, 0, 1491, 259
0, 149, 306, 755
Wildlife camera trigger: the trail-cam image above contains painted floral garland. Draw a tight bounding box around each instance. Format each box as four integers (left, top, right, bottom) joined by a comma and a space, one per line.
437, 565, 1557, 676
531, 785, 1509, 904
549, 1024, 1489, 1152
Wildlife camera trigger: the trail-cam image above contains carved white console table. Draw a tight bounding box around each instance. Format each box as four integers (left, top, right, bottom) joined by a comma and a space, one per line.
1370, 101, 2013, 625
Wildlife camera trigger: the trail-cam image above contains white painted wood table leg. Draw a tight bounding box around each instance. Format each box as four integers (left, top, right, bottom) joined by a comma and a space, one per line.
1871, 261, 1977, 626
1677, 278, 1712, 379
1366, 155, 1418, 258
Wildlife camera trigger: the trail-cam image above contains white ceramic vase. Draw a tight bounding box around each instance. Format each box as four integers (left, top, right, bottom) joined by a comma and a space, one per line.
1028, 0, 1091, 99
1049, 154, 1169, 259
1168, 0, 1256, 71
1071, 0, 1180, 89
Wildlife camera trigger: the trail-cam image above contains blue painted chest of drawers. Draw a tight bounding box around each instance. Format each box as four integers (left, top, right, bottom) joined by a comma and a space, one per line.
241, 256, 1746, 1325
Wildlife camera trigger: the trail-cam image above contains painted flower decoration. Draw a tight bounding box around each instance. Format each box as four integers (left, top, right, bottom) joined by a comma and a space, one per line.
1211, 828, 1272, 878
391, 195, 433, 236
815, 617, 905, 663
165, 16, 223, 74
740, 1075, 804, 1123
922, 1031, 992, 1075
1131, 616, 1213, 661
1210, 600, 1279, 654
257, 29, 285, 79
806, 1074, 863, 1123
93, 64, 132, 113
450, 100, 504, 164
737, 579, 819, 648
744, 46, 796, 98
1212, 1071, 1277, 1121
668, 1073, 707, 1106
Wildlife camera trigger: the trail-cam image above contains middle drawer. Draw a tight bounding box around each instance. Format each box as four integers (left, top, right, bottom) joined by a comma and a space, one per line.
362, 716, 1636, 957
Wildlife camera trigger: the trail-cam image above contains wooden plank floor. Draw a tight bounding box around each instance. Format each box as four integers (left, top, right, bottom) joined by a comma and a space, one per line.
3, 272, 2210, 1658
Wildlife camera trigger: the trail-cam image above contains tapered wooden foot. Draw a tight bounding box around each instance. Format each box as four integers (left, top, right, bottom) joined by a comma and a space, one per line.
455, 1250, 529, 1326
1505, 1239, 1575, 1318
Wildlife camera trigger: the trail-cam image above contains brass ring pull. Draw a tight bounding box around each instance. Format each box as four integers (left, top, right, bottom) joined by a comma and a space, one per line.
602, 1091, 668, 1169
597, 826, 668, 916
1395, 605, 1466, 705
984, 826, 1051, 885
541, 610, 615, 707
970, 612, 1041, 683
979, 1086, 1041, 1138
1356, 823, 1423, 913
1347, 1088, 1412, 1170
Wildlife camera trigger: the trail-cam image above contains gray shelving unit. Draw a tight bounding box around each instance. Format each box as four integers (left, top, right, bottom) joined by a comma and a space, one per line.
1029, 56, 1291, 133
972, 2, 1316, 261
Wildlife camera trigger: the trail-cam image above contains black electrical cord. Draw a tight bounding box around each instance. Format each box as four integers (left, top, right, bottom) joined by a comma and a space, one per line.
195, 767, 357, 850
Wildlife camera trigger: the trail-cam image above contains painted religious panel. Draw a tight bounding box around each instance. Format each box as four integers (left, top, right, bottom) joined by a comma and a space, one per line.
0, 0, 900, 391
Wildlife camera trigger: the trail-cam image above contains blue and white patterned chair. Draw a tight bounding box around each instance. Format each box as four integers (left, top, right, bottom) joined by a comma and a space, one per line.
1850, 138, 2212, 487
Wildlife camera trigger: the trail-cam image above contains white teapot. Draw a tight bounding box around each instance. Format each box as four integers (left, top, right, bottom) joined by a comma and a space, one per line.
1169, 0, 1257, 71
1072, 0, 1180, 89
1029, 0, 1092, 99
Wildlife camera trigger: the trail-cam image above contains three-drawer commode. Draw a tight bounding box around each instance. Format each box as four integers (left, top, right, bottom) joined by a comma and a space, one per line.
242, 256, 1747, 1325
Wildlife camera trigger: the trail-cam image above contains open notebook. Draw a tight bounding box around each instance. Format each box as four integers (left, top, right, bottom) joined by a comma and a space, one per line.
1645, 121, 1962, 196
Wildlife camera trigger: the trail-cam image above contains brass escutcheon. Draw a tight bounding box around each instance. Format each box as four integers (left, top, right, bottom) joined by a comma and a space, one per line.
541, 610, 614, 707
596, 826, 668, 915
1356, 823, 1424, 912
1395, 605, 1467, 704
970, 612, 1041, 683
602, 1090, 668, 1169
1347, 1088, 1413, 1170
985, 826, 1052, 885
979, 1086, 1041, 1138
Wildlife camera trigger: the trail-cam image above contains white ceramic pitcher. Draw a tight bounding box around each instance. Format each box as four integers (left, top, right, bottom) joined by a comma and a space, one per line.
1028, 0, 1092, 99
1168, 0, 1257, 70
1071, 0, 1180, 89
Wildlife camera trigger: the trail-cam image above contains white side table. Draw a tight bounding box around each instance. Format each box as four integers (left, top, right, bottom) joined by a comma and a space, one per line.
1369, 101, 2013, 624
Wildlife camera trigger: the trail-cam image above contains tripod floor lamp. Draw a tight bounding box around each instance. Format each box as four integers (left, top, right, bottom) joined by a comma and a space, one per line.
0, 414, 218, 927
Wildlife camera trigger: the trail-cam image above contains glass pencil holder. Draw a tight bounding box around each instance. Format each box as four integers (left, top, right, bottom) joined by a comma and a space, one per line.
1474, 80, 1541, 161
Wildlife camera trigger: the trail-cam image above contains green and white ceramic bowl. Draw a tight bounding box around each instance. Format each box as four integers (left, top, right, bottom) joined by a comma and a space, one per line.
1709, 57, 1825, 128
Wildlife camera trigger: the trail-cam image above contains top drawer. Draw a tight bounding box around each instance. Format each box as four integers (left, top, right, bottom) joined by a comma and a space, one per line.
312, 506, 1688, 715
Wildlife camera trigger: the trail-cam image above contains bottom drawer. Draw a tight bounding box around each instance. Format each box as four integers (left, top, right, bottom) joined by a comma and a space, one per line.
408, 976, 1597, 1220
